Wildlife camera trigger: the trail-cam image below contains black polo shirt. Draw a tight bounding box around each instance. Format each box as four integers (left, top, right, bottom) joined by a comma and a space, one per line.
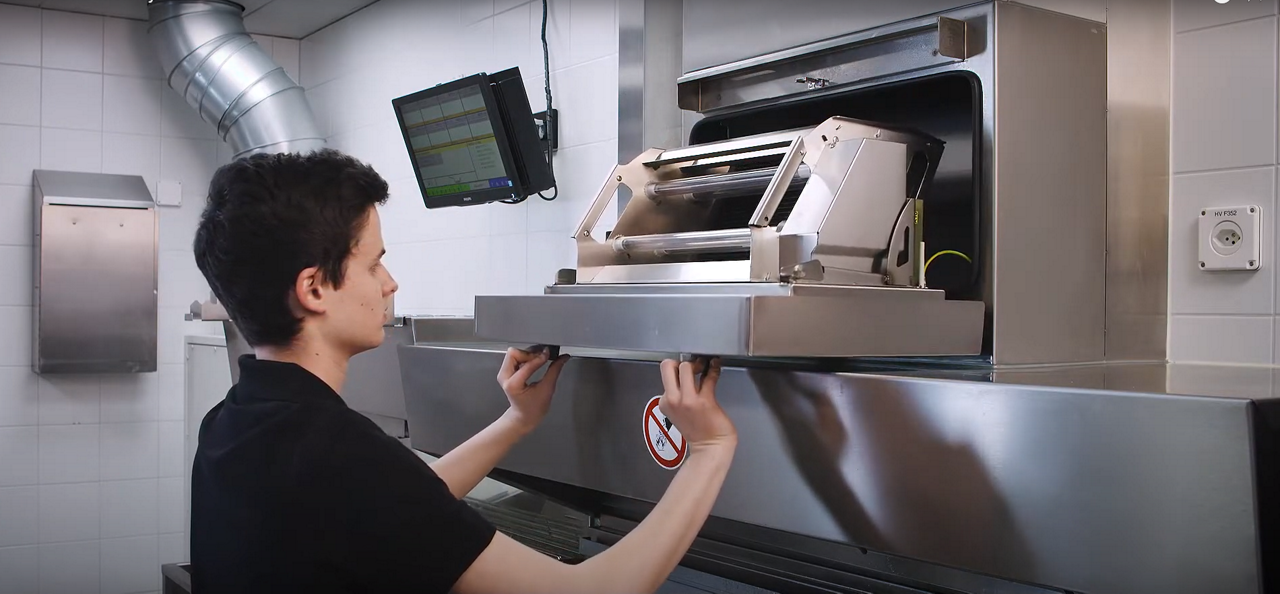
191, 356, 495, 593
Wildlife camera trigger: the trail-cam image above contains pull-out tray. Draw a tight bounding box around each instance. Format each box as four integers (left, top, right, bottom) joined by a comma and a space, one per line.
474, 283, 984, 357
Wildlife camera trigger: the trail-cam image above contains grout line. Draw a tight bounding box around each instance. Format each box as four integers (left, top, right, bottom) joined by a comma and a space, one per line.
1173, 164, 1276, 177
1174, 13, 1278, 36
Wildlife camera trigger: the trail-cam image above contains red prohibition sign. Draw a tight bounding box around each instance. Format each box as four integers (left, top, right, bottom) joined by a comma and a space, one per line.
643, 396, 685, 469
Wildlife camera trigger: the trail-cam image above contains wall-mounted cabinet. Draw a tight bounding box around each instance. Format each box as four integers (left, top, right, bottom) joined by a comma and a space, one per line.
33, 170, 157, 374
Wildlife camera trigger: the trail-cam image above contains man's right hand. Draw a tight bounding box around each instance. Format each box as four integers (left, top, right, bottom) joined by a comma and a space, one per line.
659, 358, 737, 454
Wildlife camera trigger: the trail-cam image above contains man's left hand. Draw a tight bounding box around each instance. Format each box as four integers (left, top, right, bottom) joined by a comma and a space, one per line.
496, 348, 570, 434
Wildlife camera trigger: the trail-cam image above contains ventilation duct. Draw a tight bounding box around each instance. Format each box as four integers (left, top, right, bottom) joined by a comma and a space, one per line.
147, 0, 325, 158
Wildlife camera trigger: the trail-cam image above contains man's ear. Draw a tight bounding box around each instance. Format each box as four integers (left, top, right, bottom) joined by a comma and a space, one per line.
294, 266, 327, 315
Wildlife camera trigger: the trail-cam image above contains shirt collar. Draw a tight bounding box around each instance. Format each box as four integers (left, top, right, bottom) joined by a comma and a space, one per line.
233, 355, 348, 408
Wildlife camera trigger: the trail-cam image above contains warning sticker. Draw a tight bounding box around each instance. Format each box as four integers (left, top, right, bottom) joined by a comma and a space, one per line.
643, 396, 685, 470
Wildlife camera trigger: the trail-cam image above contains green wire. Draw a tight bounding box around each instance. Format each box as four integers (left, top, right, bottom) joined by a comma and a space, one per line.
924, 250, 971, 275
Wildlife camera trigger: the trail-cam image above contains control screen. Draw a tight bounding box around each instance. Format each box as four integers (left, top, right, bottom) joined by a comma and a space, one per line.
397, 84, 514, 198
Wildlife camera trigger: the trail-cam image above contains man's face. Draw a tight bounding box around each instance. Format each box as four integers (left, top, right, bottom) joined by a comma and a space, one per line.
318, 207, 398, 357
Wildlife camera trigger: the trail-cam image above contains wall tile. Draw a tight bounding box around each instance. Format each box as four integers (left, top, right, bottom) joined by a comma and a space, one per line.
41, 69, 102, 131
41, 128, 103, 173
104, 17, 161, 79
102, 133, 161, 196
0, 4, 42, 67
38, 375, 99, 426
463, 0, 495, 24
159, 251, 208, 309
1172, 17, 1277, 172
1169, 168, 1275, 315
100, 479, 158, 539
158, 197, 206, 253
497, 0, 531, 14
41, 10, 103, 73
160, 89, 217, 141
38, 540, 100, 594
156, 478, 184, 535
494, 3, 535, 79
489, 199, 529, 236
157, 364, 184, 422
525, 230, 575, 294
0, 367, 39, 427
0, 545, 39, 594
156, 532, 187, 571
1173, 0, 1277, 33
529, 138, 615, 233
0, 426, 38, 487
550, 56, 617, 149
0, 185, 33, 246
159, 136, 217, 201
0, 486, 38, 547
100, 374, 159, 424
38, 482, 99, 543
486, 233, 528, 295
100, 535, 157, 594
568, 0, 617, 66
1169, 315, 1274, 364
157, 421, 183, 478
0, 65, 42, 126
0, 124, 42, 185
0, 307, 32, 367
38, 424, 100, 484
272, 38, 301, 83
103, 76, 163, 136
100, 422, 158, 481
0, 246, 32, 306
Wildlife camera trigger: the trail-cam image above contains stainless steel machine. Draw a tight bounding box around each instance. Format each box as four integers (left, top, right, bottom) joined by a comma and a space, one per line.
399, 2, 1278, 594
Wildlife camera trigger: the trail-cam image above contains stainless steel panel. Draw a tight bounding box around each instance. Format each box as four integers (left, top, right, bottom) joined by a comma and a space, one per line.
618, 0, 684, 213
990, 2, 1107, 364
1104, 0, 1170, 362
402, 345, 1264, 594
34, 172, 158, 374
474, 289, 983, 357
680, 0, 972, 74
343, 323, 413, 423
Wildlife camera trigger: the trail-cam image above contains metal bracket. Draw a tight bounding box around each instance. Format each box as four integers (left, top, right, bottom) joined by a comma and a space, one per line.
937, 17, 969, 59
748, 137, 806, 228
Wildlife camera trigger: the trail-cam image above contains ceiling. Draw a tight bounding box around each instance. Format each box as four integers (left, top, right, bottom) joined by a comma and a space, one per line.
1, 0, 380, 38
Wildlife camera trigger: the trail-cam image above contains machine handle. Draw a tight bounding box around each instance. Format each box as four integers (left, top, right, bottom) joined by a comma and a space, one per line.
748, 137, 806, 228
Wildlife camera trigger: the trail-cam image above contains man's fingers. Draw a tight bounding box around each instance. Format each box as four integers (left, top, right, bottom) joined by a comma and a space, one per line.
508, 352, 548, 388
679, 361, 698, 399
498, 348, 520, 382
660, 360, 680, 395
541, 355, 570, 386
701, 358, 723, 394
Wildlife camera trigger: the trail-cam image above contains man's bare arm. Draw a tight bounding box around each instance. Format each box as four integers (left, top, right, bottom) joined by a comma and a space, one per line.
452, 359, 736, 594
430, 349, 567, 499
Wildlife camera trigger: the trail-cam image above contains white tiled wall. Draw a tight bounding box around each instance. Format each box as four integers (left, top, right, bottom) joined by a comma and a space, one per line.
1170, 0, 1280, 364
301, 0, 620, 315
0, 5, 239, 592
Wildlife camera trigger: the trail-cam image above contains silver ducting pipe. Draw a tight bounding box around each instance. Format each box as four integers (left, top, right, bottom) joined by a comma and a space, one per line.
147, 0, 325, 158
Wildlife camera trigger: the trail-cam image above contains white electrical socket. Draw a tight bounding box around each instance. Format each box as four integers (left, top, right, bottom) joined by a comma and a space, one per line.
1199, 204, 1261, 271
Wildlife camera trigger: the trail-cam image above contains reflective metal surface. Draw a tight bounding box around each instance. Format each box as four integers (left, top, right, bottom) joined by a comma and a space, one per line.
475, 287, 984, 358
33, 171, 157, 374
148, 0, 324, 159
402, 342, 1270, 594
1104, 0, 1170, 362
618, 0, 684, 213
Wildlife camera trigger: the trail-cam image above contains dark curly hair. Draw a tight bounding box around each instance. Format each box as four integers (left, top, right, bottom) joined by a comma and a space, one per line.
194, 149, 390, 347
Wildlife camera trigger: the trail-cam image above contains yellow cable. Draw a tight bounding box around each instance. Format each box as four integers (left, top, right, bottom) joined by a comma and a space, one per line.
924, 250, 971, 274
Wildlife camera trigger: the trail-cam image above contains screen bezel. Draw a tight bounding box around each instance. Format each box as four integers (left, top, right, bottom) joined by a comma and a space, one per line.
391, 73, 523, 209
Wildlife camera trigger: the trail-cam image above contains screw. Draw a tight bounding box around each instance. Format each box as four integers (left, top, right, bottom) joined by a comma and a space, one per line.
1250, 260, 1257, 267
1200, 262, 1206, 268
1251, 207, 1257, 214
616, 175, 622, 182
1202, 210, 1207, 216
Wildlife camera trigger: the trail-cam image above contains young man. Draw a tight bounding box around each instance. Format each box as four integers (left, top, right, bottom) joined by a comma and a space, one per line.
190, 149, 738, 593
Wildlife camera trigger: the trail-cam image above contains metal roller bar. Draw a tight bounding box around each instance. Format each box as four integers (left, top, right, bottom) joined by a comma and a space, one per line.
610, 228, 752, 256
645, 164, 811, 200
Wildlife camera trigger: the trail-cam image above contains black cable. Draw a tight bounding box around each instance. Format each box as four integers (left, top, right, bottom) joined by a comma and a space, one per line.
536, 0, 557, 201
